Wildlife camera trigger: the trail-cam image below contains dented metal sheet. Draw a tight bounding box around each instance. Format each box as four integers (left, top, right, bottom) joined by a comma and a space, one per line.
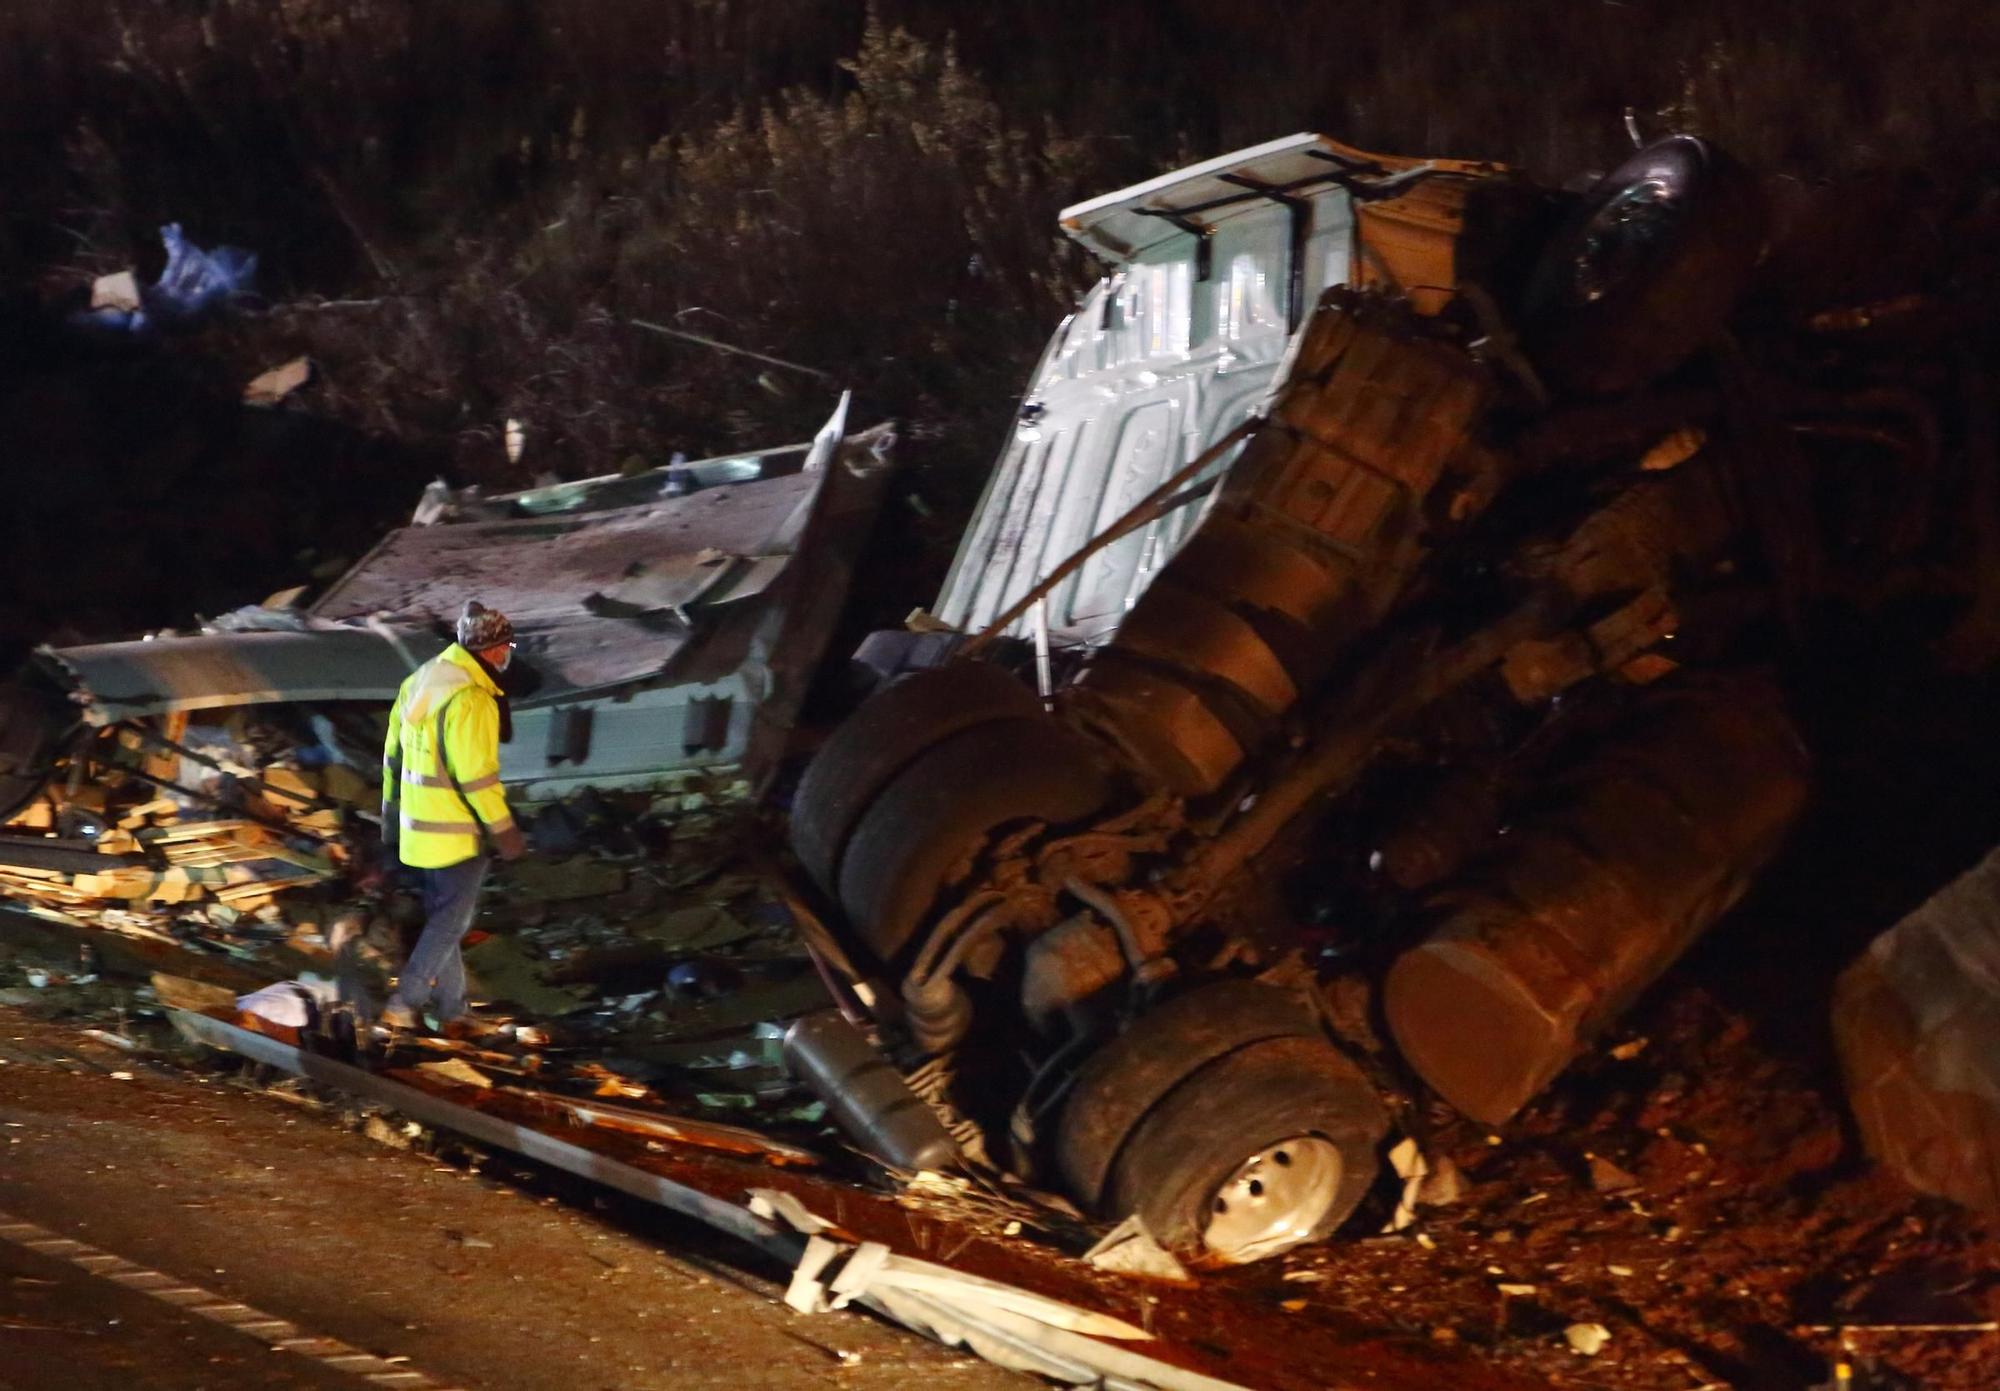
937, 134, 1511, 649
309, 472, 818, 634
1056, 132, 1484, 264
45, 627, 418, 723
35, 395, 892, 795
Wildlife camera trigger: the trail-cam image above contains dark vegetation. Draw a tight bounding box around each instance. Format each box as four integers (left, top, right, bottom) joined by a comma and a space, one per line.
2, 0, 1998, 652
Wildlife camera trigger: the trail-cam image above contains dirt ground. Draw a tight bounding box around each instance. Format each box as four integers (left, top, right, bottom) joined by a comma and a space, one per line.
1224, 668, 2000, 1391
1235, 980, 2000, 1391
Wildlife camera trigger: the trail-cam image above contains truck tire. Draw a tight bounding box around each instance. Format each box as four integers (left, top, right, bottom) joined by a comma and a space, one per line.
1524, 136, 1764, 397
1054, 980, 1322, 1206
1054, 980, 1386, 1262
1105, 1036, 1387, 1261
791, 661, 1041, 898
835, 716, 1110, 966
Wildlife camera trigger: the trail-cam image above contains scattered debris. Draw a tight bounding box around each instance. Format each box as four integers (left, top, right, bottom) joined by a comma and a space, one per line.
1383, 1137, 1430, 1233
362, 1114, 421, 1150
1083, 1215, 1193, 1284
1382, 1138, 1463, 1231
237, 976, 340, 1029
784, 1236, 1152, 1337
1564, 1322, 1612, 1356
89, 270, 140, 313
507, 857, 628, 903
79, 1028, 139, 1052
72, 223, 257, 335
1417, 1154, 1466, 1208
152, 973, 239, 1014
416, 1058, 494, 1089
243, 356, 315, 407
747, 1188, 836, 1234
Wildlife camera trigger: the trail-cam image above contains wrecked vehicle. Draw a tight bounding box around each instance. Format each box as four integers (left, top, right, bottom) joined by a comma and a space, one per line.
0, 397, 893, 940
784, 132, 1996, 1261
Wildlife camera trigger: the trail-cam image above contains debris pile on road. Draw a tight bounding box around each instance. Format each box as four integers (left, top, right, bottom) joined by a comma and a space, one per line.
0, 709, 368, 949
0, 751, 850, 1137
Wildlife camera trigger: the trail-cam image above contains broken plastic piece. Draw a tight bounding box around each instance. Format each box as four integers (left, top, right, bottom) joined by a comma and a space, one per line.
1082, 1215, 1193, 1283
747, 1188, 836, 1236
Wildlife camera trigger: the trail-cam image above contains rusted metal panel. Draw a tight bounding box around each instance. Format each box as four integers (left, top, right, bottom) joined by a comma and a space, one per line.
166, 1006, 796, 1252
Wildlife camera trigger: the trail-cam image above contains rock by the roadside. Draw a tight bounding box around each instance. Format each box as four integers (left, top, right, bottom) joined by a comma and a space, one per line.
1563, 1322, 1611, 1356
1836, 844, 2000, 1215
1586, 1153, 1641, 1194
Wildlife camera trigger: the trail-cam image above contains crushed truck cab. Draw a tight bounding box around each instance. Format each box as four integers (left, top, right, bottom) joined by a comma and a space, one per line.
789, 132, 1861, 1260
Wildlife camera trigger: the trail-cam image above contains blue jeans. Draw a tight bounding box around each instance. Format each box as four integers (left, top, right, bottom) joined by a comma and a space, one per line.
389, 857, 489, 1021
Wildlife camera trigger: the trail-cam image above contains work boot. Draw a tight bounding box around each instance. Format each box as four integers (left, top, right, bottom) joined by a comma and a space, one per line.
375, 1001, 419, 1034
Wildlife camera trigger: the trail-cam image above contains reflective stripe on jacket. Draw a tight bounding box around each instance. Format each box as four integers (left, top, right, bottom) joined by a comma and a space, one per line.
381, 644, 517, 869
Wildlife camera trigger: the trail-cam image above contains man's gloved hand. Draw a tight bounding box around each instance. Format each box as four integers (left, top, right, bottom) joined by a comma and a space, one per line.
493, 822, 529, 862
381, 804, 399, 851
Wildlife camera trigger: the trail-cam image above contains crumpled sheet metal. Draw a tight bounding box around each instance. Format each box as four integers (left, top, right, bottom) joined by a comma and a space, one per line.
43, 627, 418, 725
38, 398, 889, 798
1836, 842, 2000, 1214
758, 1199, 1254, 1391
309, 470, 818, 636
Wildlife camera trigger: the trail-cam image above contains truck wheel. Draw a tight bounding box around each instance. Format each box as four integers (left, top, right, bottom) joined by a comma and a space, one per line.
835, 716, 1110, 966
1053, 980, 1386, 1262
1524, 136, 1764, 397
1106, 1037, 1387, 1261
791, 661, 1042, 898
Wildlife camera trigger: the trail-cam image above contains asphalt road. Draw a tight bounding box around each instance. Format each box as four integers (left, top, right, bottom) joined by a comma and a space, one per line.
0, 1007, 1025, 1391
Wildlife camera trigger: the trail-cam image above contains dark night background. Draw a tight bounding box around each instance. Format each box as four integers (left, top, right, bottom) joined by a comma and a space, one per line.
1, 0, 1998, 657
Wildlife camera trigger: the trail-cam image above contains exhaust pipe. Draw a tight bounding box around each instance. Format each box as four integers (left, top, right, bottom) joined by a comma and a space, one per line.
783, 1009, 960, 1173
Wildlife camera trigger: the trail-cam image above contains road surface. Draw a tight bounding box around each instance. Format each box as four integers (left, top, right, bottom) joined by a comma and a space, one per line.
0, 1006, 1024, 1391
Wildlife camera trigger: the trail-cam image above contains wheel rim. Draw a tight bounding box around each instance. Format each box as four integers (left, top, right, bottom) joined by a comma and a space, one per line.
1199, 1135, 1343, 1263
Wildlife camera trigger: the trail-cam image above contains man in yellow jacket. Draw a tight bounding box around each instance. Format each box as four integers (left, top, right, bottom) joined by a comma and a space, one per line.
377, 600, 528, 1032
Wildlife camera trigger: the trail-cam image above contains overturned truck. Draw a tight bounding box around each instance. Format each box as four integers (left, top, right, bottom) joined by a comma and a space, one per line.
785, 134, 1997, 1261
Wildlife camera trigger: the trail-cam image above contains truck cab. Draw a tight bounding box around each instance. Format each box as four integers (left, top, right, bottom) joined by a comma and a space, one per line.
935, 133, 1512, 650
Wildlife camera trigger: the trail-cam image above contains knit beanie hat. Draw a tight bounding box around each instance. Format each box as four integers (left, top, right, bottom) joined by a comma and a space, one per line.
456, 600, 514, 650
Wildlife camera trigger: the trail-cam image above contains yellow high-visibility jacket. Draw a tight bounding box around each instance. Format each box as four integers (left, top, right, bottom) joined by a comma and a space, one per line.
381, 644, 518, 868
